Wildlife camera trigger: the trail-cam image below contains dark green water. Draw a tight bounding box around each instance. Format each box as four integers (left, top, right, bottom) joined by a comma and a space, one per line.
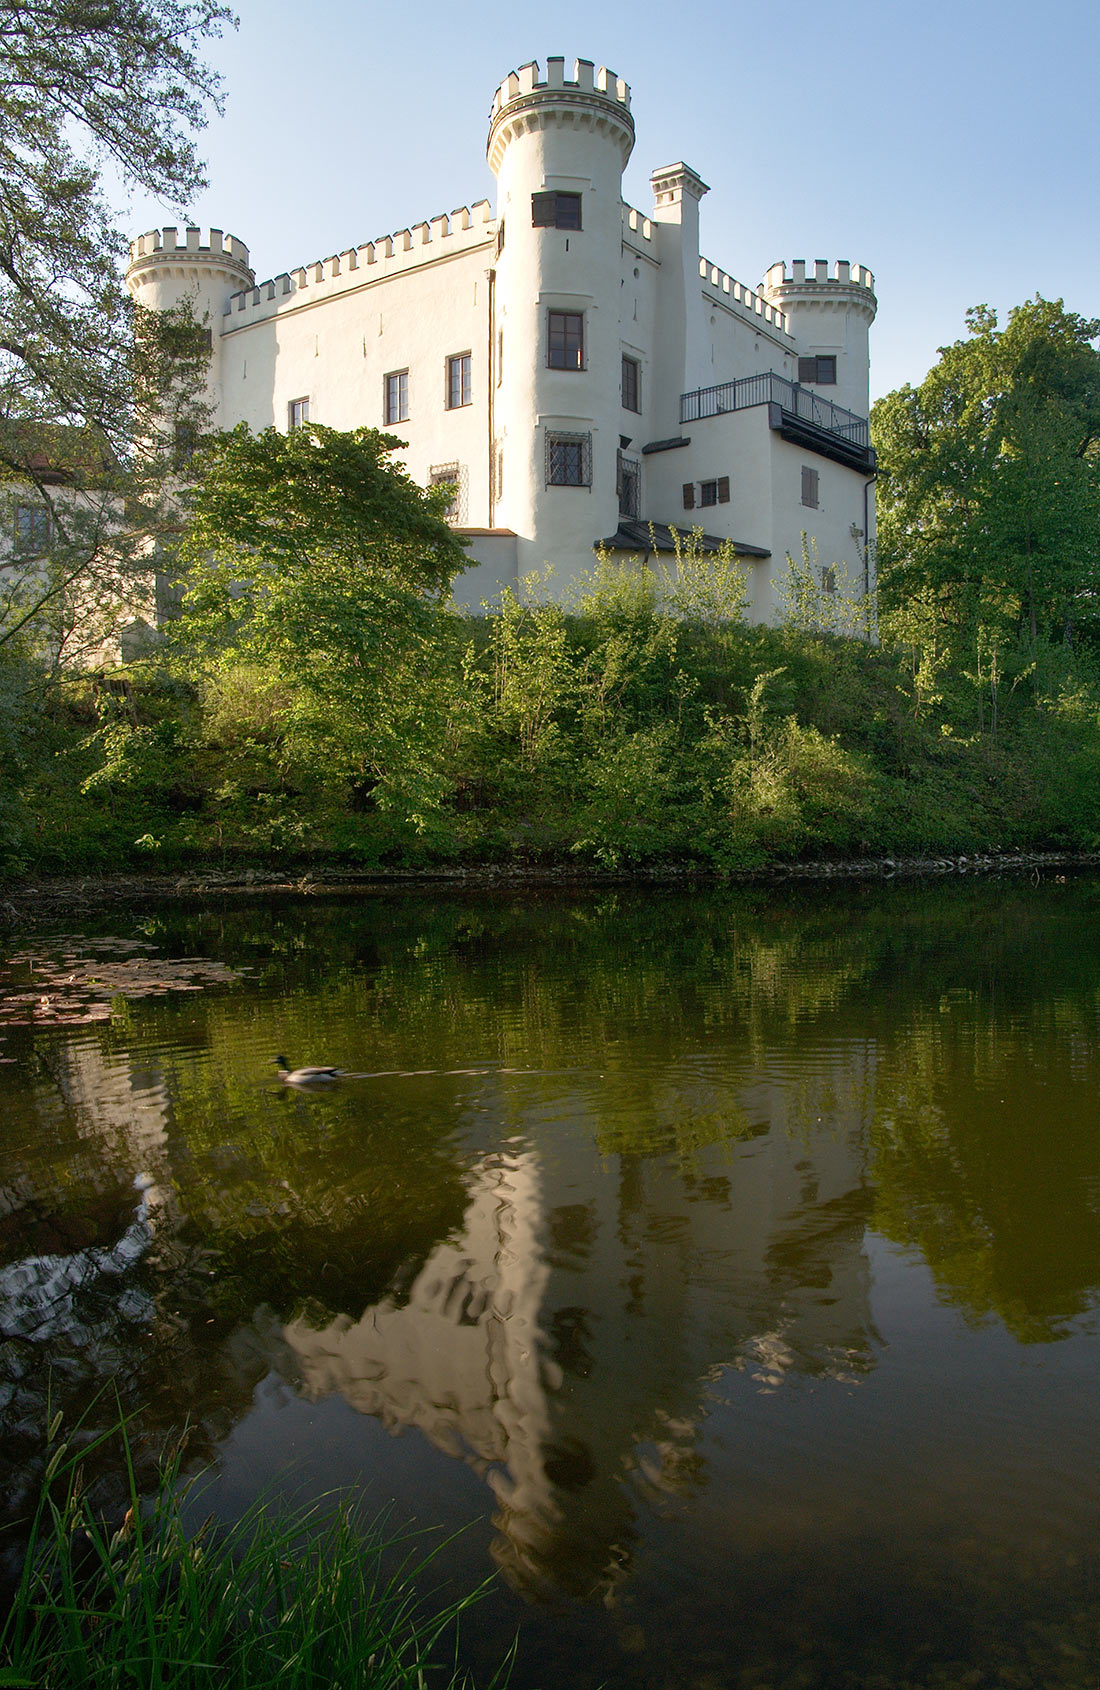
2, 880, 1100, 1689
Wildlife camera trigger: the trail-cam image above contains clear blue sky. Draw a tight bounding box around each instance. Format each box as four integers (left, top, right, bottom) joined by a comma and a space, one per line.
121, 0, 1099, 404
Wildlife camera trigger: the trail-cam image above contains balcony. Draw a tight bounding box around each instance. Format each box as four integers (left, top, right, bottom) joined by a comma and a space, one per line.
680, 372, 875, 473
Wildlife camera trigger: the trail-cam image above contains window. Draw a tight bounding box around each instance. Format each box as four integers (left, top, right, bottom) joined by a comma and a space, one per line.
801, 466, 820, 508
821, 565, 837, 595
621, 354, 640, 413
548, 311, 584, 370
532, 191, 582, 230
617, 451, 640, 518
14, 504, 50, 552
288, 397, 309, 430
798, 355, 836, 385
385, 370, 409, 424
546, 431, 592, 487
174, 421, 198, 466
682, 477, 730, 510
447, 354, 472, 409
430, 462, 467, 523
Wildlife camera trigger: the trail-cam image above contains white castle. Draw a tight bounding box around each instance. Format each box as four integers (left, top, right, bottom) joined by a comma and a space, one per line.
127, 56, 878, 621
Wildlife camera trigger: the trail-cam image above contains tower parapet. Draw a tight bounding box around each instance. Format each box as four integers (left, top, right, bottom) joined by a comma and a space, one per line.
487, 57, 634, 173
126, 227, 253, 294
761, 259, 877, 322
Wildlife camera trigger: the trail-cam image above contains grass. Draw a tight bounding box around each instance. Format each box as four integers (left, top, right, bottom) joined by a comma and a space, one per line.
1, 1414, 509, 1689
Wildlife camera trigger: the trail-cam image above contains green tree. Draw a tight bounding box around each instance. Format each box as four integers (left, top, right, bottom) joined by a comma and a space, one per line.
872, 297, 1100, 645
171, 422, 471, 837
0, 0, 231, 662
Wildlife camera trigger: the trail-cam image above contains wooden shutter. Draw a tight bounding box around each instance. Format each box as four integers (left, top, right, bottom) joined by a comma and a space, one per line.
801, 466, 819, 508
682, 482, 695, 510
717, 476, 730, 504
798, 357, 816, 383
531, 192, 556, 227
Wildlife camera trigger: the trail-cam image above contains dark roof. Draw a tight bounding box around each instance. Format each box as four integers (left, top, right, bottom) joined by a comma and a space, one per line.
640, 436, 691, 455
597, 519, 770, 559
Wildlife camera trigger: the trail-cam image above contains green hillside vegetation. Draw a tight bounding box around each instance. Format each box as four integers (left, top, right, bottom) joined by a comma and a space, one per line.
4, 540, 1100, 878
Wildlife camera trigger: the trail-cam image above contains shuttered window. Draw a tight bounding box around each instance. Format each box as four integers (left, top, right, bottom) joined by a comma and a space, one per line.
798, 355, 837, 385
801, 466, 819, 508
532, 191, 582, 229
685, 478, 730, 510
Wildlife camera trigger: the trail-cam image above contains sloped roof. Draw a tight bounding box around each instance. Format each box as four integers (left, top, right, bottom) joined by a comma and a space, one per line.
596, 519, 770, 558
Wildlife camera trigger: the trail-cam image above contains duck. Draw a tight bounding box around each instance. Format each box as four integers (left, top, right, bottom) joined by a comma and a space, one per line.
273, 1055, 344, 1085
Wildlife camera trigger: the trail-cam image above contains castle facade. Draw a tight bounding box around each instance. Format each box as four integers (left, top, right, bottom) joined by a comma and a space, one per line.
126, 56, 878, 620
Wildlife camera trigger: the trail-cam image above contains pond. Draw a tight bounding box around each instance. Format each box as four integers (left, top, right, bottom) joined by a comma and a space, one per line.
1, 879, 1099, 1689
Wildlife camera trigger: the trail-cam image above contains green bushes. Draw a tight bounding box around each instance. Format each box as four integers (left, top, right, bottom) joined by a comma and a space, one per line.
8, 551, 1100, 877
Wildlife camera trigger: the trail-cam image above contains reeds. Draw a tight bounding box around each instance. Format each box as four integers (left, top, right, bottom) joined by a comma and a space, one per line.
1, 1415, 506, 1689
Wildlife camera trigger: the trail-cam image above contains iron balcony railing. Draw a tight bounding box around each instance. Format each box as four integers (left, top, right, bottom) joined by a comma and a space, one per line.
680, 371, 870, 448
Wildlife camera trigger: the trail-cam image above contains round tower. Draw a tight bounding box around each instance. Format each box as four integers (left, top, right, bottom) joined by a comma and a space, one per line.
126, 227, 254, 428
488, 57, 634, 585
761, 260, 877, 420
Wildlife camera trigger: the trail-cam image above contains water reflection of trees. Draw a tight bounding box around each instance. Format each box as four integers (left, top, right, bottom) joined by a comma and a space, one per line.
1, 879, 1099, 1593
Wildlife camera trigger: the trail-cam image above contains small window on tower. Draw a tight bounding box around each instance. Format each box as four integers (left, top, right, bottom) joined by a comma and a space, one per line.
547, 311, 584, 371
288, 397, 309, 430
546, 431, 592, 487
798, 356, 836, 385
532, 191, 582, 230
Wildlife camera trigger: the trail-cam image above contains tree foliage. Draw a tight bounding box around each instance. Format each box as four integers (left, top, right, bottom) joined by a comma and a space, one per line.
872, 297, 1100, 643
0, 0, 232, 662
171, 423, 471, 832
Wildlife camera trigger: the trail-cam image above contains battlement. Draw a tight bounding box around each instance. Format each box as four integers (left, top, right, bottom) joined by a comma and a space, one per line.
700, 257, 795, 344
489, 56, 630, 120
622, 203, 655, 246
762, 259, 876, 294
487, 56, 635, 171
127, 227, 252, 273
221, 201, 495, 328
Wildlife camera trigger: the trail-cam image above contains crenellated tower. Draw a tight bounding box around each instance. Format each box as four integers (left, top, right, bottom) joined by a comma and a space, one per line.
487, 57, 634, 577
126, 228, 254, 427
761, 260, 877, 420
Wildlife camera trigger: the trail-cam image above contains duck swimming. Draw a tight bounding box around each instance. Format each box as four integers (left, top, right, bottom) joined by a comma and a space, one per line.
273, 1055, 344, 1084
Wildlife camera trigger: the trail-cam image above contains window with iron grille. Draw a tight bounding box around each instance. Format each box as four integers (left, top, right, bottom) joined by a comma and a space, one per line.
801, 466, 819, 508
288, 396, 310, 430
384, 370, 409, 424
798, 355, 836, 385
621, 354, 640, 413
546, 431, 591, 487
446, 353, 472, 410
617, 450, 640, 517
14, 503, 50, 552
429, 461, 468, 523
532, 191, 582, 230
548, 311, 584, 370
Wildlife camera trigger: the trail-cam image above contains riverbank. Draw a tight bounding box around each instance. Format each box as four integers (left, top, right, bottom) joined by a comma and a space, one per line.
4, 848, 1100, 923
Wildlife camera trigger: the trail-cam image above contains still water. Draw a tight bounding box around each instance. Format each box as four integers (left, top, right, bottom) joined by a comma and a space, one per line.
2, 880, 1099, 1688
